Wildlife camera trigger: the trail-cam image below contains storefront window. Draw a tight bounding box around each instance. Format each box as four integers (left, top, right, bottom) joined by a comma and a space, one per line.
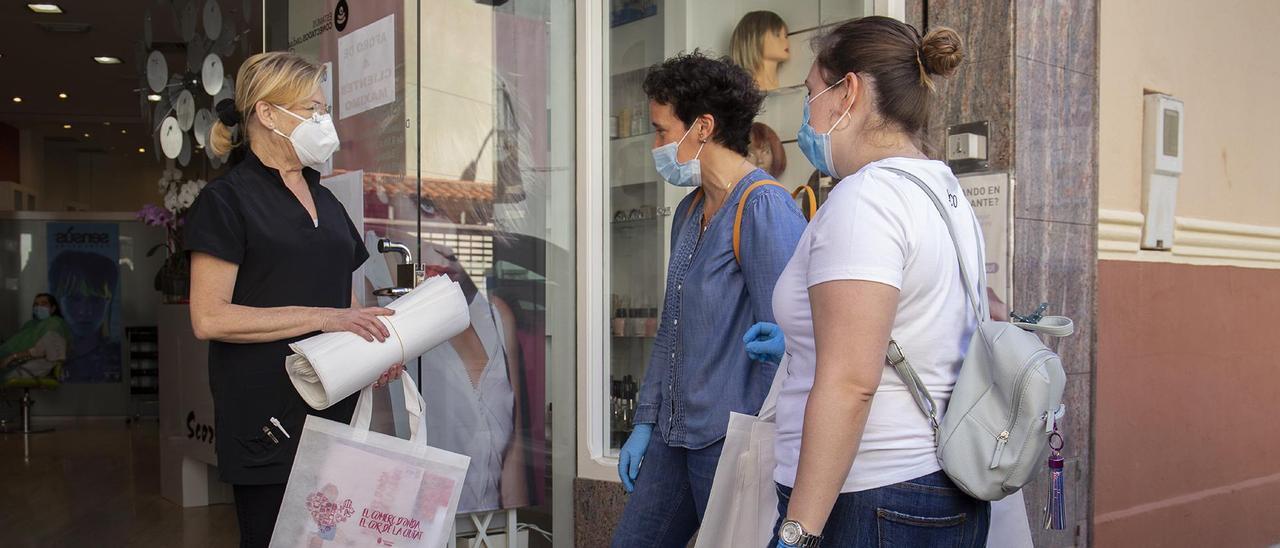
602, 0, 872, 453
268, 0, 575, 543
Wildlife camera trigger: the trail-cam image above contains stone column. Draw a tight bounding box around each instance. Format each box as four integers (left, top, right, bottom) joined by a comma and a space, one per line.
910, 1, 1098, 546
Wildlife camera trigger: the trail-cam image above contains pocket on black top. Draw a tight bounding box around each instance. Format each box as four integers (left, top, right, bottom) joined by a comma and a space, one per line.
226, 391, 305, 468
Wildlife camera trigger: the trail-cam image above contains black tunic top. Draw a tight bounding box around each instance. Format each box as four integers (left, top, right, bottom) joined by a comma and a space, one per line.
185, 150, 369, 485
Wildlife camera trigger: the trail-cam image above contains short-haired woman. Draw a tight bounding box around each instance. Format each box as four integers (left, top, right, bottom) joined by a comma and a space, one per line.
611, 52, 807, 547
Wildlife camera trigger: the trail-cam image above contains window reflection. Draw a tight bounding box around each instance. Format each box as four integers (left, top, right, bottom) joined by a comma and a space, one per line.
605, 0, 869, 451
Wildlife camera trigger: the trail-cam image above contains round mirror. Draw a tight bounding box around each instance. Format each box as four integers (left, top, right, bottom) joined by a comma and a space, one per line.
160, 117, 183, 159
178, 132, 193, 167
202, 53, 224, 96
203, 0, 223, 40
146, 50, 168, 93
176, 90, 196, 131
194, 108, 214, 146
180, 0, 199, 42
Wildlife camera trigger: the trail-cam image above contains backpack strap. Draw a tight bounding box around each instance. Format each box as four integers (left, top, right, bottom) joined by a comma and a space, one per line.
880, 166, 985, 436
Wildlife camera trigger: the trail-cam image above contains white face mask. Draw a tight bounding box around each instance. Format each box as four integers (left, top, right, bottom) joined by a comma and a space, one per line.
272, 104, 340, 168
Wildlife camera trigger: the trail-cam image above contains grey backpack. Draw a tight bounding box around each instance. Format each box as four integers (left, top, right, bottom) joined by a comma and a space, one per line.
883, 167, 1073, 501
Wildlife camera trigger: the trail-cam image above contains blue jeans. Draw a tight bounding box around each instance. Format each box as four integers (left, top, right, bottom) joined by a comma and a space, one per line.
771, 471, 990, 547
611, 435, 725, 548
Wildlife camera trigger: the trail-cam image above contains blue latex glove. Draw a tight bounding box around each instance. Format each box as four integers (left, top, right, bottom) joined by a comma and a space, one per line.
743, 322, 786, 364
618, 424, 653, 493
776, 542, 793, 548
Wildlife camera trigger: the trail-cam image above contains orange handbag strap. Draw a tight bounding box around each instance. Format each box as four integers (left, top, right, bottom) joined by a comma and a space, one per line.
688, 179, 814, 264
792, 185, 818, 220
732, 180, 789, 263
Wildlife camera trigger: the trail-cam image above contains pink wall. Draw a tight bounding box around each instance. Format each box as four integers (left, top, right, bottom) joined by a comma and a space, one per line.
1095, 260, 1280, 547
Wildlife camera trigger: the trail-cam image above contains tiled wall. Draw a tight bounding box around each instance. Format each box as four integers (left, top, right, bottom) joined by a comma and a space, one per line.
573, 478, 629, 547
915, 1, 1099, 545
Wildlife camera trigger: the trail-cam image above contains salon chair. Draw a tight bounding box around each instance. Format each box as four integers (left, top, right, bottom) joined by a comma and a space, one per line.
1, 360, 62, 434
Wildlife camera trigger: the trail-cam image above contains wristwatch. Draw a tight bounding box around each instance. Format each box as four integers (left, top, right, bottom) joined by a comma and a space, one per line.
779, 519, 822, 548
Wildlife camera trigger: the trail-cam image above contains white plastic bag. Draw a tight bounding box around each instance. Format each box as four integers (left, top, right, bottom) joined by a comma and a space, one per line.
270, 375, 470, 548
695, 357, 787, 548
286, 275, 470, 410
988, 491, 1034, 548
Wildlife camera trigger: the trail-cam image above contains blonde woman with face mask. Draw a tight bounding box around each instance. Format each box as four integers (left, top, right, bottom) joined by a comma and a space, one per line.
186, 52, 402, 548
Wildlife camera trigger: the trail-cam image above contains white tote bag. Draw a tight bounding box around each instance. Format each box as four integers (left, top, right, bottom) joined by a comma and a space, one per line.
695, 357, 788, 548
270, 375, 471, 548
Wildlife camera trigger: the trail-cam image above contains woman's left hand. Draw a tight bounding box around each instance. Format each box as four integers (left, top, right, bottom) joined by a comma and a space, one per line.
743, 322, 786, 364
373, 363, 405, 388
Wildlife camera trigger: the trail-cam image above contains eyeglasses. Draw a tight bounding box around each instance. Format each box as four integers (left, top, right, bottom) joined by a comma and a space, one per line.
305, 102, 332, 115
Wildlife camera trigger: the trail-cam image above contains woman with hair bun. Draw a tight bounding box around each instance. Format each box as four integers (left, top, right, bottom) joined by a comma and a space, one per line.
753, 17, 991, 547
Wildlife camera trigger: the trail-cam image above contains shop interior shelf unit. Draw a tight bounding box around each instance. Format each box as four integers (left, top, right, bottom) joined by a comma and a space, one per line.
126, 326, 160, 422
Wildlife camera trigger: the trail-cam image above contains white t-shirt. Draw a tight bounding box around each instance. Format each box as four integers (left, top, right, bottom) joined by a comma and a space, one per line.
772, 157, 985, 493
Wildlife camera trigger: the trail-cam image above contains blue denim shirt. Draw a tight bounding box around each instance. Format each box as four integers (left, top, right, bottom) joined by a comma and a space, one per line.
634, 169, 806, 449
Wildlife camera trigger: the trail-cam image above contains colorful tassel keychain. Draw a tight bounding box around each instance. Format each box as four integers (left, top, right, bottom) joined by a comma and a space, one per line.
1042, 429, 1066, 530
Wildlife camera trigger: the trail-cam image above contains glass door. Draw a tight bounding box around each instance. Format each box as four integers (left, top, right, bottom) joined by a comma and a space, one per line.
267, 1, 576, 545
601, 0, 873, 454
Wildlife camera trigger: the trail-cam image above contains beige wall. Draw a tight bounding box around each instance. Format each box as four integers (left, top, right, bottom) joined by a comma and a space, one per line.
32, 138, 163, 213
20, 137, 165, 213
404, 0, 498, 183
1099, 1, 1280, 228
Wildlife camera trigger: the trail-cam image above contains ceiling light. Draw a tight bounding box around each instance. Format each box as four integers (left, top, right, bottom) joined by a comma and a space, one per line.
58, 92, 67, 99
102, 121, 110, 126
63, 124, 71, 129
93, 56, 122, 65
27, 4, 64, 14
138, 148, 146, 153
11, 97, 21, 103
120, 129, 127, 135
147, 94, 161, 102
83, 133, 90, 138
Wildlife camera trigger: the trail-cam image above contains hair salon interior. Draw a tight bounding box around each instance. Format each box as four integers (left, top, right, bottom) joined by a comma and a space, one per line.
0, 0, 1276, 546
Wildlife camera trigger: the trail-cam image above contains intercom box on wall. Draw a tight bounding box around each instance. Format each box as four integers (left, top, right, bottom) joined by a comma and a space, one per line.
1141, 93, 1184, 250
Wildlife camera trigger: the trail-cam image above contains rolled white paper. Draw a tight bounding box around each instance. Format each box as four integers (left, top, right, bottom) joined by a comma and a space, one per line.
285, 275, 470, 410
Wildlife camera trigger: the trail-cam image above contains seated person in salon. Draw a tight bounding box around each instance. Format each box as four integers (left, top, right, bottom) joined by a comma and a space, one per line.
0, 293, 69, 381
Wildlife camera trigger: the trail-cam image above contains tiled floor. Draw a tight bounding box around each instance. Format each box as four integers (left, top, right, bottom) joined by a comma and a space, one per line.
0, 417, 238, 547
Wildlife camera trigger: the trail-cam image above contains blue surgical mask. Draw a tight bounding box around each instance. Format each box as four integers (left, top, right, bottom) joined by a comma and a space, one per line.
797, 81, 852, 179
652, 123, 706, 188
33, 306, 51, 320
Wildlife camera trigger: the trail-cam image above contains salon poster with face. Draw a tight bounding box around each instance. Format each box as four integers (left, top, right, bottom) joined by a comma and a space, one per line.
46, 223, 122, 384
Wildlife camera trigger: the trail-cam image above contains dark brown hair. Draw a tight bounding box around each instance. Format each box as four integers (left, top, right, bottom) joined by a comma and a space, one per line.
813, 16, 963, 143
643, 51, 765, 156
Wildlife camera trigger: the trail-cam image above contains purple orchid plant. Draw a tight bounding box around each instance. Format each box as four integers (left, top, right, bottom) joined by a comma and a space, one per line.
135, 168, 206, 300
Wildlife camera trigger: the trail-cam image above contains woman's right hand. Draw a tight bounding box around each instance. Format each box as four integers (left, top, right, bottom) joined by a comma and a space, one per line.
320, 307, 395, 342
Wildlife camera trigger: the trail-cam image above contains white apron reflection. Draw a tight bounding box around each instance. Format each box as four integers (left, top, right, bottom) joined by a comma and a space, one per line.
415, 242, 527, 514
421, 294, 513, 512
